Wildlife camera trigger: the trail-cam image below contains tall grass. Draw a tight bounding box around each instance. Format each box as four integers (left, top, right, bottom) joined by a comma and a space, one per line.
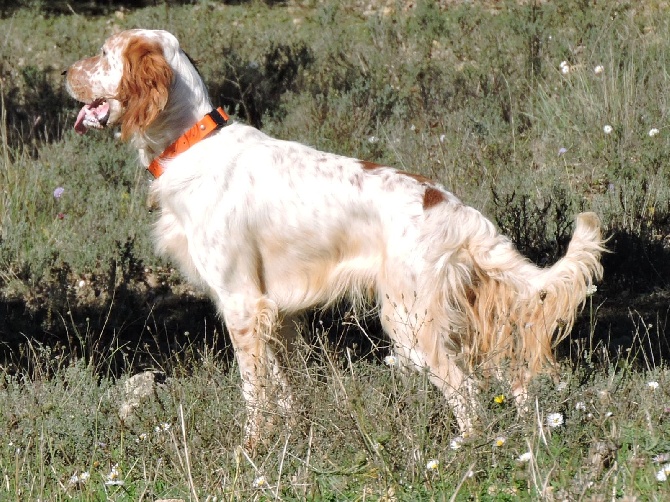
2, 318, 670, 499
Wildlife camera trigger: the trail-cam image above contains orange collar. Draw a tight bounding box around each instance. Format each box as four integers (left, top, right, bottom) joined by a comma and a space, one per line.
148, 107, 229, 178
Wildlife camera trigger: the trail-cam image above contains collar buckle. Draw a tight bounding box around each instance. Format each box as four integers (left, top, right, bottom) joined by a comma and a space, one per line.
207, 108, 228, 129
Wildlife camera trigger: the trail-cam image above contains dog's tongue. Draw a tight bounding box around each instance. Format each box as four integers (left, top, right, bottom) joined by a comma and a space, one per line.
74, 105, 90, 134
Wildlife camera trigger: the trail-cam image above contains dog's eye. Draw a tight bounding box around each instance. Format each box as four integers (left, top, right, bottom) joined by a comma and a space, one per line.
100, 47, 107, 57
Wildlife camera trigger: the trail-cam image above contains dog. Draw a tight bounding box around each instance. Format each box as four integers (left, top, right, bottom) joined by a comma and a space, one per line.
65, 29, 605, 448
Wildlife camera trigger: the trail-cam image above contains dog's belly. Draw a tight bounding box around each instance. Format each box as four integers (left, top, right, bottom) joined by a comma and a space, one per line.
258, 223, 385, 311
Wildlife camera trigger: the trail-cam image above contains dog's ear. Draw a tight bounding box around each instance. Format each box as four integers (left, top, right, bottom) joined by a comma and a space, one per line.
117, 37, 173, 139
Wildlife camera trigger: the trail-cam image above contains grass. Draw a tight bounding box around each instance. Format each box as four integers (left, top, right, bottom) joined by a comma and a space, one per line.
1, 0, 670, 499
4, 327, 670, 500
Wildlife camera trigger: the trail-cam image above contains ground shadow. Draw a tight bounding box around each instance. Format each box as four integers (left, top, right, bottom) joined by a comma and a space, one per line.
1, 225, 669, 381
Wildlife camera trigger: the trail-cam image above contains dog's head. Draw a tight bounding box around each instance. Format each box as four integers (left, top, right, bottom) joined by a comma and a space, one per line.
65, 29, 177, 140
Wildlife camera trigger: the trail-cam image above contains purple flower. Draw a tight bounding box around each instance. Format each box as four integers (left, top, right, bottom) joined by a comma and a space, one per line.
53, 187, 65, 199
558, 147, 567, 156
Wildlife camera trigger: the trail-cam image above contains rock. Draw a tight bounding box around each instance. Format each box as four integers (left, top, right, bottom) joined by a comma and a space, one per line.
118, 371, 163, 421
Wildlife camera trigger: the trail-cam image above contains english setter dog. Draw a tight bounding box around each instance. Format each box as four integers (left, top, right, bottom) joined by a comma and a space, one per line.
65, 29, 604, 447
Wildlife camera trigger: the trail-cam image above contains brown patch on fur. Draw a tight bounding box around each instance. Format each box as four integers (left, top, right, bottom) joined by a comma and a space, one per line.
117, 37, 173, 139
360, 160, 384, 171
423, 187, 446, 210
359, 159, 441, 209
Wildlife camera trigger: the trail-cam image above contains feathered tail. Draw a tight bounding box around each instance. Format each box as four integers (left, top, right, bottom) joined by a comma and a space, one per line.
464, 211, 605, 378
421, 208, 605, 382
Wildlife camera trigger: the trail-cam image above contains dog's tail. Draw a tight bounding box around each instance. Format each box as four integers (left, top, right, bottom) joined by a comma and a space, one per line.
424, 208, 605, 379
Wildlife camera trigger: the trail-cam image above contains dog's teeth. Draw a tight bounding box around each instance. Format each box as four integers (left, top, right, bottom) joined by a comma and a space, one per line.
82, 116, 99, 128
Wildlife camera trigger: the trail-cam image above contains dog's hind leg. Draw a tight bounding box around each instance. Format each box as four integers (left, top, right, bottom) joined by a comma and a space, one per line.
379, 291, 479, 434
419, 341, 479, 435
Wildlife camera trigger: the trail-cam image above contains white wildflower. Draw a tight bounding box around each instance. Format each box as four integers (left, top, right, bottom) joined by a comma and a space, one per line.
603, 125, 613, 134
653, 453, 670, 464
450, 435, 465, 450
367, 135, 379, 144
594, 65, 604, 75
518, 451, 532, 463
105, 464, 124, 486
79, 471, 90, 482
556, 380, 568, 392
648, 381, 660, 390
155, 422, 171, 433
426, 459, 439, 471
546, 412, 564, 428
657, 463, 670, 482
253, 475, 268, 488
586, 284, 597, 296
494, 436, 506, 447
575, 401, 586, 411
561, 64, 570, 75
439, 134, 446, 143
649, 128, 660, 137
384, 355, 398, 367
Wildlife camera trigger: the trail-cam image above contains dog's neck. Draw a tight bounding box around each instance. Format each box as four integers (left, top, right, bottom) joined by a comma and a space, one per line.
133, 57, 214, 168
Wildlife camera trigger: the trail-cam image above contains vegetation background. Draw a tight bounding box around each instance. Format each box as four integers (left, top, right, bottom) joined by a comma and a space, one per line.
1, 0, 670, 499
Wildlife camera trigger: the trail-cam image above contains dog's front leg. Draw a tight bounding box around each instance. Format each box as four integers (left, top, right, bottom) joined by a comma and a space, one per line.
221, 294, 290, 450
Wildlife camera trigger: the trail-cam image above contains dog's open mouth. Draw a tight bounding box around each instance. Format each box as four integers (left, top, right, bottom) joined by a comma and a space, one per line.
74, 98, 110, 134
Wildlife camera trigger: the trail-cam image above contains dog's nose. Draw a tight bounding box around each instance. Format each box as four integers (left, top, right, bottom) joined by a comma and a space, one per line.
61, 69, 67, 76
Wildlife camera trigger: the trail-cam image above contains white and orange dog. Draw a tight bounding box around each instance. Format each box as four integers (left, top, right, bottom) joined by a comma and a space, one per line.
66, 29, 604, 446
